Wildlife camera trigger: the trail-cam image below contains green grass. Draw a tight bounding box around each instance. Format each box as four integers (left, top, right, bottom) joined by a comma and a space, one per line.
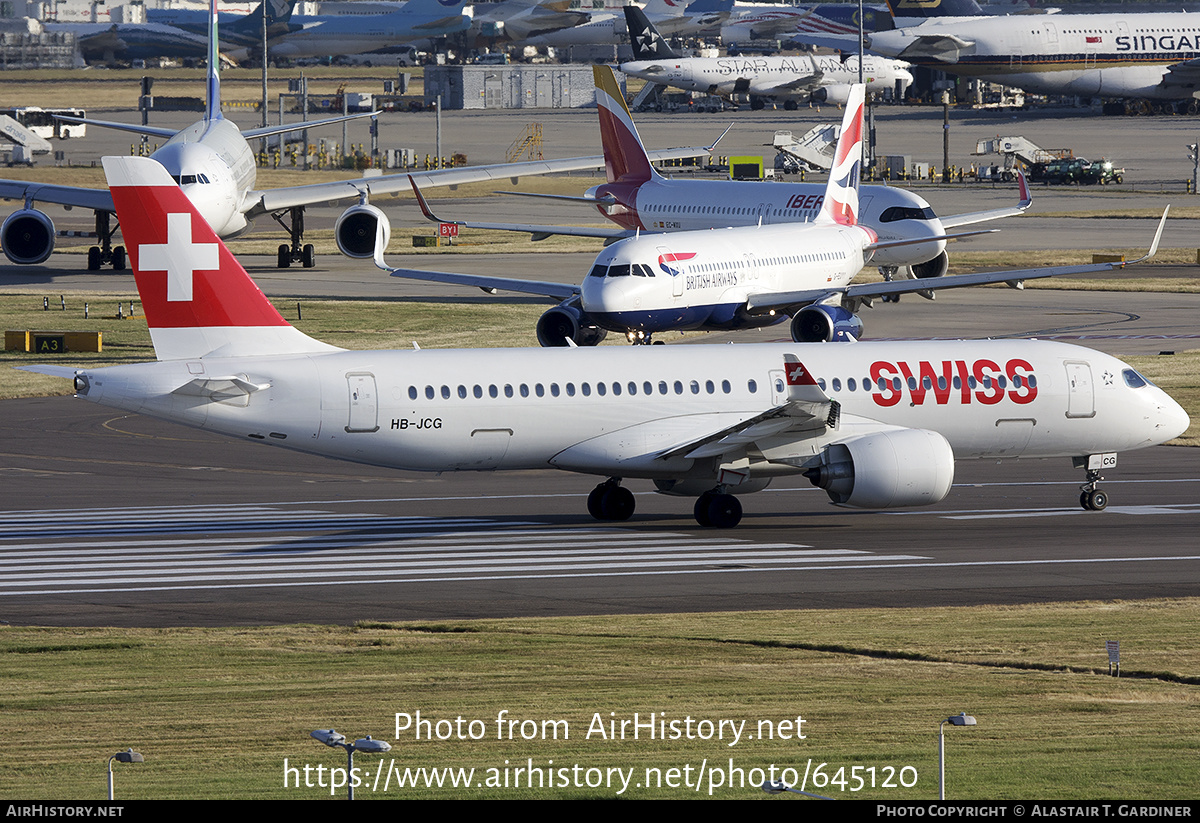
1, 600, 1197, 799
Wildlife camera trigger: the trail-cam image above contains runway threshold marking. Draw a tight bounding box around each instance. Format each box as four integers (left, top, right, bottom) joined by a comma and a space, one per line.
0, 503, 927, 596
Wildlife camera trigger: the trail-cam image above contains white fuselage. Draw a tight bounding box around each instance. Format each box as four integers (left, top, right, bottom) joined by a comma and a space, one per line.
267, 7, 472, 59
619, 54, 913, 101
72, 341, 1188, 485
589, 176, 946, 269
868, 13, 1200, 100
150, 117, 256, 238
580, 220, 868, 335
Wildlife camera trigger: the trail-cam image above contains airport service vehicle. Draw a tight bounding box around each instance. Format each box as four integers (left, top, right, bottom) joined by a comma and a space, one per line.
22, 154, 1188, 528
1, 107, 86, 140
620, 5, 913, 110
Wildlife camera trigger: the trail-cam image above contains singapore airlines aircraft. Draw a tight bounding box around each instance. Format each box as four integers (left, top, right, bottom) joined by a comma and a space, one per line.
619, 5, 914, 110
22, 154, 1187, 528
391, 83, 1159, 347
796, 0, 1200, 103
0, 1, 708, 273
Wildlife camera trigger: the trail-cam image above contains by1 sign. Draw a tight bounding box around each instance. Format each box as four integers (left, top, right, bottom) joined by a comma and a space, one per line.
439, 223, 460, 239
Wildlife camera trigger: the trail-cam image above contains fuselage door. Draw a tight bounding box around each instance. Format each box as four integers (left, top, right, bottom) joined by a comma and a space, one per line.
1065, 361, 1095, 419
346, 373, 380, 432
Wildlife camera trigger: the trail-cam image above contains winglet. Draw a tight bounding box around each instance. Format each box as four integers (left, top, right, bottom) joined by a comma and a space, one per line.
1017, 170, 1031, 210
707, 123, 733, 154
408, 175, 444, 223
1123, 206, 1169, 267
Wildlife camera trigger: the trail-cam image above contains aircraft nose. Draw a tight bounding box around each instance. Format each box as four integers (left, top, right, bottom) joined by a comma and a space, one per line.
1159, 393, 1191, 442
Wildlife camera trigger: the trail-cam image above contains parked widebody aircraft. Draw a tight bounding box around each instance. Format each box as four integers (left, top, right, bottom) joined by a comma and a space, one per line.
621, 5, 913, 109
796, 0, 1200, 102
144, 0, 296, 55
392, 69, 1039, 345
0, 1, 708, 272
22, 153, 1187, 528
719, 0, 999, 46
521, 0, 733, 50
260, 0, 473, 62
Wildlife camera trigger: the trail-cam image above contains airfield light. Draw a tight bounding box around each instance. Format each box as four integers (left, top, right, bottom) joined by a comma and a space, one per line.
938, 712, 977, 800
107, 748, 144, 800
310, 728, 392, 800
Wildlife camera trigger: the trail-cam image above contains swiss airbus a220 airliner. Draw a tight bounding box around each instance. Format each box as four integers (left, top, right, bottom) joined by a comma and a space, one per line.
20, 154, 1188, 528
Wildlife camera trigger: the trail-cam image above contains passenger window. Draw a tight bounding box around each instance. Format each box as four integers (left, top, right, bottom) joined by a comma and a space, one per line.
441, 385, 451, 399
748, 379, 757, 393
426, 385, 435, 400
473, 385, 483, 399
408, 386, 417, 400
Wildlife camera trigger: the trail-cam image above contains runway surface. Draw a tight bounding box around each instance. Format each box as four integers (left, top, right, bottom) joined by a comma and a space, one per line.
3, 101, 1200, 627
1, 395, 1197, 627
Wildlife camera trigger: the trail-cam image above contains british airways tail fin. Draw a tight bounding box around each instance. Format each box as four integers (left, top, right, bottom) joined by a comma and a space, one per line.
102, 156, 337, 361
593, 65, 663, 185
816, 83, 865, 227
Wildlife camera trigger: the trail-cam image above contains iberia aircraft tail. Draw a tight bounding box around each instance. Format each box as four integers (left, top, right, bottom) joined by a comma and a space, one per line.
815, 83, 865, 227
102, 155, 339, 361
593, 65, 663, 186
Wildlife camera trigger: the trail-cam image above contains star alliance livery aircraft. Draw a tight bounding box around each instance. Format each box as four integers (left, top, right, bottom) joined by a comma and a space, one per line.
21, 154, 1188, 528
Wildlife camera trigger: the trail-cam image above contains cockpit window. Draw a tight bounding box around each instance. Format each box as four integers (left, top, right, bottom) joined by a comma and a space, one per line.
588, 265, 607, 278
1123, 368, 1154, 388
608, 264, 631, 277
170, 174, 207, 185
879, 206, 937, 223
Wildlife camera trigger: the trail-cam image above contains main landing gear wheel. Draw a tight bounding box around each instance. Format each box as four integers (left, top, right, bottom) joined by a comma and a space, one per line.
111, 246, 126, 271
587, 480, 635, 521
694, 490, 742, 528
302, 243, 316, 268
277, 244, 291, 268
1079, 467, 1108, 511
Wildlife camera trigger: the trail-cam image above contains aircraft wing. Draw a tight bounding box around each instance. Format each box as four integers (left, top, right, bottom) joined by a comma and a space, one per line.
0, 180, 114, 212
939, 172, 1032, 229
1160, 57, 1200, 90
894, 33, 976, 63
384, 265, 581, 300
747, 208, 1167, 314
407, 174, 629, 241
244, 145, 710, 216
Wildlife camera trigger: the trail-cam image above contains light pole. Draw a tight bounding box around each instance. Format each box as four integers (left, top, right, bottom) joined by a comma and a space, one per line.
938, 712, 976, 800
107, 748, 144, 800
311, 728, 392, 800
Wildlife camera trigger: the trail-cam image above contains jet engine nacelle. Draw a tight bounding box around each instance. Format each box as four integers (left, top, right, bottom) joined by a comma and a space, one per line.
811, 84, 854, 106
1, 208, 55, 265
910, 249, 949, 280
790, 304, 863, 343
535, 304, 608, 347
335, 203, 390, 259
805, 429, 955, 509
654, 477, 772, 497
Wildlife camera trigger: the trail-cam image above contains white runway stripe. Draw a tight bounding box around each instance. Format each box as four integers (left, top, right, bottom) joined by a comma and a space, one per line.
0, 503, 928, 596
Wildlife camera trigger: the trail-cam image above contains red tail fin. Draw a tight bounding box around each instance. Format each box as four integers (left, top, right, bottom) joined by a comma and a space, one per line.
103, 156, 335, 360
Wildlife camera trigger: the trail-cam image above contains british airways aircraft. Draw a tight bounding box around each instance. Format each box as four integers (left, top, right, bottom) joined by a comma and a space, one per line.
387, 66, 1032, 345
390, 82, 1156, 347
21, 154, 1187, 527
